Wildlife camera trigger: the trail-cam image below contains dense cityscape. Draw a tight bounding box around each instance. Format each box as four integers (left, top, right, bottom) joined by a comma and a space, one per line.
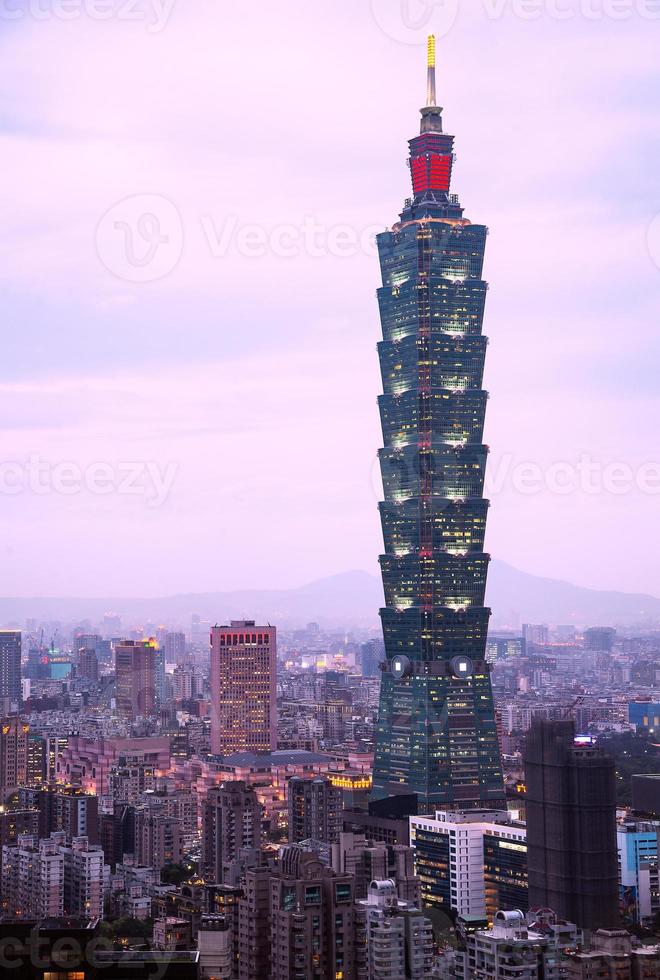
2, 23, 660, 980
3, 609, 660, 977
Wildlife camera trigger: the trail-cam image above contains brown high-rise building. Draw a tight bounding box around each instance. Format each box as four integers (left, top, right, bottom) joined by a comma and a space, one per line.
238, 847, 358, 980
524, 718, 619, 930
136, 809, 182, 869
0, 716, 29, 801
238, 866, 271, 980
201, 781, 261, 884
210, 622, 276, 757
76, 646, 99, 683
114, 639, 157, 720
288, 776, 342, 845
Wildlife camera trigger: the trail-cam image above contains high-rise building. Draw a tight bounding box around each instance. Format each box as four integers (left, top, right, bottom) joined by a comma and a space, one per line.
0, 716, 29, 800
524, 718, 620, 930
371, 36, 505, 814
410, 809, 527, 920
210, 622, 276, 756
75, 645, 99, 683
268, 846, 357, 980
2, 833, 65, 918
60, 835, 105, 919
108, 756, 157, 804
25, 784, 100, 843
237, 866, 271, 980
27, 732, 46, 785
135, 809, 182, 870
355, 879, 434, 980
0, 630, 21, 715
330, 832, 423, 904
25, 646, 50, 681
44, 734, 69, 782
331, 833, 389, 901
201, 781, 261, 884
523, 624, 550, 648
164, 631, 186, 665
584, 627, 616, 651
153, 642, 166, 709
617, 819, 660, 926
288, 776, 342, 845
114, 639, 157, 720
0, 805, 39, 878
1, 831, 104, 920
360, 639, 383, 678
198, 915, 233, 980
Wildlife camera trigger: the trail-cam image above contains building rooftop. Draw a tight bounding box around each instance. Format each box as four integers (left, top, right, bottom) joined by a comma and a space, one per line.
212, 750, 332, 768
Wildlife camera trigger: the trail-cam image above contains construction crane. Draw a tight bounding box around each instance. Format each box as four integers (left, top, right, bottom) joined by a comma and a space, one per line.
561, 694, 589, 719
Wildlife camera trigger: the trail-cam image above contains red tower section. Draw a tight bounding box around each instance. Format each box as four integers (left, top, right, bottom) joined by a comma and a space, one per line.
408, 132, 455, 196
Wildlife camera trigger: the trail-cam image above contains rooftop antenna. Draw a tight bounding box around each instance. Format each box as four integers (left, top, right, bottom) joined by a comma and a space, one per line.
426, 34, 437, 107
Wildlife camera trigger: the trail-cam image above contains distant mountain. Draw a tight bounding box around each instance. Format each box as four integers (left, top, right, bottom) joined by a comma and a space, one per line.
0, 562, 658, 629
487, 562, 660, 629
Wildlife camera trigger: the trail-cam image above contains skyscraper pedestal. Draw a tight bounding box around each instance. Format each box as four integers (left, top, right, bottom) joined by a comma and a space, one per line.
371, 38, 505, 814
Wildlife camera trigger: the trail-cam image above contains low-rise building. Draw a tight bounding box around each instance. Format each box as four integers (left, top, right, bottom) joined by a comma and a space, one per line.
456, 909, 578, 980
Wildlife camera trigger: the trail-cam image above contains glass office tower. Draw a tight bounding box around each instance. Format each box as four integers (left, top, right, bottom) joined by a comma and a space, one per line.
371, 37, 506, 813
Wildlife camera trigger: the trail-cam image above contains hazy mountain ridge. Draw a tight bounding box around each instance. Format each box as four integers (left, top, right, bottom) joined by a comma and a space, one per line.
0, 561, 658, 629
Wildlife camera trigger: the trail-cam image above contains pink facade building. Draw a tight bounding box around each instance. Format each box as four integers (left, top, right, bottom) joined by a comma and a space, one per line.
210, 621, 276, 757
57, 735, 171, 796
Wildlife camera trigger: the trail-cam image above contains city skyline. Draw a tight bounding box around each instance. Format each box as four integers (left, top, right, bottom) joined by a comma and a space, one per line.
0, 6, 659, 598
1, 10, 660, 977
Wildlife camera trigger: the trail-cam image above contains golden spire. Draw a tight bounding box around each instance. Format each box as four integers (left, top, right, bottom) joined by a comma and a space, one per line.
428, 34, 436, 69
426, 35, 437, 107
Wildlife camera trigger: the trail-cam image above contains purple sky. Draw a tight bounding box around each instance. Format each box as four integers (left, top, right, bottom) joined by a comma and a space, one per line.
0, 1, 659, 598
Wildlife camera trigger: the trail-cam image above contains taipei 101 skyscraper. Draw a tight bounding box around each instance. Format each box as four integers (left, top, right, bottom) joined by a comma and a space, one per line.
371, 37, 506, 813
